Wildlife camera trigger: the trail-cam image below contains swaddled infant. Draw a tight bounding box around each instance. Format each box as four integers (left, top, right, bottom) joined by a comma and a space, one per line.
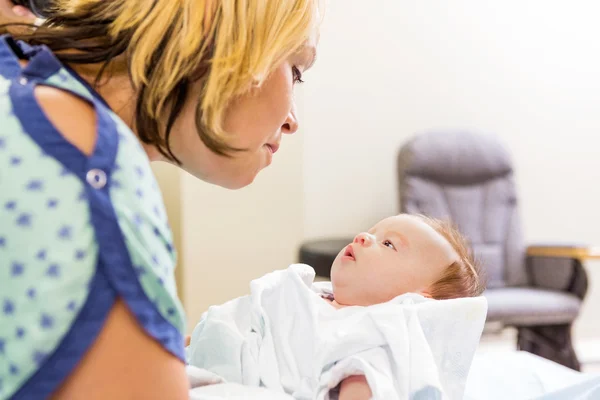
320, 213, 484, 398
187, 214, 485, 400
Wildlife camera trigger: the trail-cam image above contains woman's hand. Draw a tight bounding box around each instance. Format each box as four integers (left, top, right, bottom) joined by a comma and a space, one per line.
338, 375, 372, 400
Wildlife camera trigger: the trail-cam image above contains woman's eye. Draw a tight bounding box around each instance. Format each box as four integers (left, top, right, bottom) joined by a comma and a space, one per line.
383, 240, 395, 250
292, 66, 304, 84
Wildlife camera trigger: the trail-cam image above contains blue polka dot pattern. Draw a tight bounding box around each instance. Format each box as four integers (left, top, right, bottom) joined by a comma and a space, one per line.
75, 250, 86, 260
16, 213, 31, 227
35, 250, 46, 260
109, 117, 184, 331
0, 81, 95, 398
25, 180, 43, 191
3, 300, 15, 315
46, 264, 60, 278
15, 328, 25, 339
0, 41, 184, 399
10, 262, 24, 277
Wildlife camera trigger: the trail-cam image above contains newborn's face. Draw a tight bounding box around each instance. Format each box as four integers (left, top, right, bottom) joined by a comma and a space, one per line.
330, 215, 458, 306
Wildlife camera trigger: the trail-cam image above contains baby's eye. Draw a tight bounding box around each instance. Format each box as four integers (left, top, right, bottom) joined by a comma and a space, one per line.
383, 240, 396, 250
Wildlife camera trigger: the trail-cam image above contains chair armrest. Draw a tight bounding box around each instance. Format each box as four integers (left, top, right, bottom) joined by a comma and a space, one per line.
525, 244, 589, 298
526, 244, 600, 261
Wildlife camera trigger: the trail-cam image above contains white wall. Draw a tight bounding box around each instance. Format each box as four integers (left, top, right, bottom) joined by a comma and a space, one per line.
302, 1, 600, 339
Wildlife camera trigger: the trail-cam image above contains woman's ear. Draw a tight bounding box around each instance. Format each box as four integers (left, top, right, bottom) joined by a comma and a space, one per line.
0, 1, 37, 24
420, 291, 433, 299
12, 5, 36, 19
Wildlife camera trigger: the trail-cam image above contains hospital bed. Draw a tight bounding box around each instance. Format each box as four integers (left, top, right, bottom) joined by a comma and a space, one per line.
188, 351, 600, 399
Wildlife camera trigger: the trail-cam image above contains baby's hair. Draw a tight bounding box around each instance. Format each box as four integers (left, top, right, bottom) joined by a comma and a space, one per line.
415, 214, 485, 300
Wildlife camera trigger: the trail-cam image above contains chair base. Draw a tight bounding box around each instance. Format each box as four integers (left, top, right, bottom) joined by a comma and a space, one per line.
517, 323, 581, 371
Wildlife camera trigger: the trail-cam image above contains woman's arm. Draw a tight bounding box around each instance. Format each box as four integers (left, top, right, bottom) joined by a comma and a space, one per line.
53, 300, 189, 399
338, 375, 372, 400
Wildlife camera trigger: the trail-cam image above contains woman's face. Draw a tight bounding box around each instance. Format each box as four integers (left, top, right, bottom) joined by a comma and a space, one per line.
169, 43, 317, 189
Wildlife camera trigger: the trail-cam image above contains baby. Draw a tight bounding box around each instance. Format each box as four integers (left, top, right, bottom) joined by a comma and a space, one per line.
187, 213, 486, 400
327, 213, 484, 308
322, 213, 484, 399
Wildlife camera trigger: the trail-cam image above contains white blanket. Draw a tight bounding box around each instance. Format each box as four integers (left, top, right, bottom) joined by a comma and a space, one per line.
186, 264, 487, 400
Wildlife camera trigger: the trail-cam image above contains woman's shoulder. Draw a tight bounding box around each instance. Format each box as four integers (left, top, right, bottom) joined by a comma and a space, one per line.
35, 84, 98, 156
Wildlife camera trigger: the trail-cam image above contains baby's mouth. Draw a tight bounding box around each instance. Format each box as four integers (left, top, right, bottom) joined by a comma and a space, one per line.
343, 245, 355, 261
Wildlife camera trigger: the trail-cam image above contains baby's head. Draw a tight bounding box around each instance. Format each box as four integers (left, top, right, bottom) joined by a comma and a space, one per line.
330, 214, 484, 306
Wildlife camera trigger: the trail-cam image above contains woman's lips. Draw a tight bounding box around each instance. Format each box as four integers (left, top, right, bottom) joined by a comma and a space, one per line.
267, 143, 280, 154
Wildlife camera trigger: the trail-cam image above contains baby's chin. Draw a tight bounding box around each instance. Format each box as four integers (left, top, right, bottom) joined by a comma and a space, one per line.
331, 281, 406, 307
330, 290, 351, 306
332, 291, 376, 307
330, 263, 370, 306
330, 283, 363, 307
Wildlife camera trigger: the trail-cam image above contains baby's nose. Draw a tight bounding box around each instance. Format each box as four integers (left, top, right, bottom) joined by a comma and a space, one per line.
353, 232, 374, 247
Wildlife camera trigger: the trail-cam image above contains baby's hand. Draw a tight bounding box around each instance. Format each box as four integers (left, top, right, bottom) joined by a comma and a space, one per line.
339, 375, 371, 400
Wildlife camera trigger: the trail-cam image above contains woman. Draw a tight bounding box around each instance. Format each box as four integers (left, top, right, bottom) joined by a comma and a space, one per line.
0, 1, 319, 399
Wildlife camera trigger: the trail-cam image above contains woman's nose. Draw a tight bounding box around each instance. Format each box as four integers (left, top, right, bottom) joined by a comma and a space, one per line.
281, 104, 299, 135
353, 232, 373, 247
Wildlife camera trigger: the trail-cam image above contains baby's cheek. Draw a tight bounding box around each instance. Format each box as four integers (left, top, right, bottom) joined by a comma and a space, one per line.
375, 270, 407, 300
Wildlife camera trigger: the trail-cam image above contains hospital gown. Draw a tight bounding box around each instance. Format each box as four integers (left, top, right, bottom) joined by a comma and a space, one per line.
0, 34, 185, 399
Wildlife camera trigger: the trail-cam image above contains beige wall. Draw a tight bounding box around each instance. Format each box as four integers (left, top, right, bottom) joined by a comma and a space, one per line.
301, 1, 600, 340
155, 1, 600, 340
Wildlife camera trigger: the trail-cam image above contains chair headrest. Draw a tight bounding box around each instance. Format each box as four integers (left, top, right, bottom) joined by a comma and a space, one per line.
398, 131, 513, 185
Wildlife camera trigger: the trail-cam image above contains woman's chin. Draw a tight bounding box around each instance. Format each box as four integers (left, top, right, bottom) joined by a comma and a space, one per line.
221, 163, 267, 190
221, 176, 255, 190
204, 169, 258, 190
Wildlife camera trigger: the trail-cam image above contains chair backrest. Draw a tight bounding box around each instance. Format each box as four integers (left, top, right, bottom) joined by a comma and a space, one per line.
397, 131, 527, 288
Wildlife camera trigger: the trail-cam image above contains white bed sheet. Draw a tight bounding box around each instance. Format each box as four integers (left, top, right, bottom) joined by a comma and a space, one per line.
188, 351, 600, 400
189, 383, 294, 400
464, 351, 598, 400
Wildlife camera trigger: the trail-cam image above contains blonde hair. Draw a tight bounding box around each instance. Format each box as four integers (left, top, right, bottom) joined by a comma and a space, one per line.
6, 0, 321, 159
416, 214, 485, 300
